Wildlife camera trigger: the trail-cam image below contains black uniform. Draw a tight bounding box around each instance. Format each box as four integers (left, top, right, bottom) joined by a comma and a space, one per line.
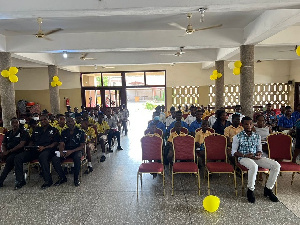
14, 125, 59, 184
52, 127, 85, 182
0, 129, 29, 185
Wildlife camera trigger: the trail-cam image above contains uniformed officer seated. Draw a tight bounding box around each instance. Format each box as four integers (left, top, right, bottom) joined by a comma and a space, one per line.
0, 118, 29, 187
56, 117, 85, 187
14, 115, 60, 190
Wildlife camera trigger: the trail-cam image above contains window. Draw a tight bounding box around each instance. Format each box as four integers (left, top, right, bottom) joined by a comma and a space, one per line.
102, 73, 122, 86
81, 73, 121, 87
82, 74, 101, 87
145, 71, 165, 85
125, 72, 145, 86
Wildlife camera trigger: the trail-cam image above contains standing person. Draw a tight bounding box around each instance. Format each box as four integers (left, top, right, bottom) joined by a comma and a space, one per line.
278, 106, 296, 133
121, 104, 129, 136
189, 110, 203, 136
14, 115, 60, 189
227, 105, 245, 123
185, 105, 197, 126
232, 116, 280, 203
58, 117, 85, 187
0, 118, 29, 187
106, 109, 123, 151
212, 110, 231, 135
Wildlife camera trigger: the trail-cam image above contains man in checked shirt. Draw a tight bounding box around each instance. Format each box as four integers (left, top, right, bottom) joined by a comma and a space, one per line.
231, 116, 280, 203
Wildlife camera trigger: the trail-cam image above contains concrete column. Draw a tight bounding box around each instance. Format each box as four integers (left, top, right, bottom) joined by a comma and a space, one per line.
240, 45, 254, 117
48, 65, 60, 115
215, 60, 224, 110
0, 52, 16, 128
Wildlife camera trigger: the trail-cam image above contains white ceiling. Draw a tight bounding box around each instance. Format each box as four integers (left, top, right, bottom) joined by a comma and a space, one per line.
0, 0, 300, 71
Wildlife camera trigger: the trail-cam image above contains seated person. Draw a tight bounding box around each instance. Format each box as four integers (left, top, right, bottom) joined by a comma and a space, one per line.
278, 106, 296, 134
54, 117, 85, 187
194, 120, 213, 166
188, 110, 203, 136
144, 123, 162, 137
166, 107, 176, 129
147, 115, 166, 135
292, 120, 300, 163
263, 103, 277, 131
27, 119, 38, 137
106, 109, 123, 151
81, 118, 97, 173
212, 109, 231, 135
254, 115, 272, 151
232, 116, 280, 203
167, 111, 188, 135
224, 114, 244, 148
54, 114, 68, 135
75, 113, 82, 128
14, 115, 60, 190
292, 103, 300, 121
96, 112, 111, 156
227, 105, 245, 123
185, 105, 196, 126
0, 118, 29, 187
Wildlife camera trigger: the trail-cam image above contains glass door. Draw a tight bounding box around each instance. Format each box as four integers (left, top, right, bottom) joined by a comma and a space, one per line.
104, 89, 120, 108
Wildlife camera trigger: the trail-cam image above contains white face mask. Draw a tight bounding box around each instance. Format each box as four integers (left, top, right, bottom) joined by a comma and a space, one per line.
19, 119, 26, 124
33, 116, 39, 121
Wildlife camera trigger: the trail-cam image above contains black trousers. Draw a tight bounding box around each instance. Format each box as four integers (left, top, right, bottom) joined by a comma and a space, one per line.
14, 149, 54, 184
122, 120, 128, 135
52, 151, 82, 181
0, 152, 19, 184
107, 130, 121, 148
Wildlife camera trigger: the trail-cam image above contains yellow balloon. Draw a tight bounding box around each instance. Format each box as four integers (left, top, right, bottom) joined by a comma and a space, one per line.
210, 75, 214, 80
9, 67, 18, 75
203, 195, 220, 213
57, 81, 62, 86
234, 60, 242, 68
213, 70, 218, 75
217, 73, 222, 78
212, 74, 218, 80
1, 70, 10, 77
9, 75, 18, 83
296, 47, 300, 56
233, 67, 240, 75
53, 76, 59, 82
51, 81, 56, 87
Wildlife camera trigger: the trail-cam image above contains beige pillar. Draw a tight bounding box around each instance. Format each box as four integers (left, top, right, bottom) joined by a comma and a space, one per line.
0, 52, 16, 128
240, 45, 254, 117
48, 65, 60, 115
215, 60, 224, 110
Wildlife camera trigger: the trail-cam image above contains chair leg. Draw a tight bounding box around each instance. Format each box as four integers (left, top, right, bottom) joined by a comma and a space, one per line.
172, 172, 174, 196
163, 171, 165, 196
241, 171, 244, 195
137, 172, 139, 197
207, 171, 210, 195
291, 172, 295, 185
140, 173, 142, 187
28, 164, 31, 181
233, 171, 237, 196
275, 180, 277, 195
197, 170, 201, 196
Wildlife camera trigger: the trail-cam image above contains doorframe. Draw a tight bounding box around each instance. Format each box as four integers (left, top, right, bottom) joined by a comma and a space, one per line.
295, 82, 300, 109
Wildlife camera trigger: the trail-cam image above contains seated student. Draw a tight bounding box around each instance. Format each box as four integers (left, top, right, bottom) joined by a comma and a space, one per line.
224, 114, 244, 148
212, 109, 231, 135
165, 107, 176, 129
292, 120, 300, 163
14, 115, 60, 190
292, 103, 300, 121
189, 110, 203, 136
75, 113, 82, 128
160, 105, 166, 124
185, 105, 197, 126
96, 112, 111, 156
81, 118, 97, 173
144, 123, 161, 137
148, 115, 166, 135
227, 105, 245, 123
278, 106, 296, 134
56, 117, 85, 187
106, 109, 123, 151
0, 118, 29, 187
27, 119, 38, 137
194, 120, 213, 166
254, 115, 272, 148
54, 114, 68, 135
167, 111, 189, 135
165, 121, 187, 164
232, 116, 280, 203
263, 103, 277, 131
277, 105, 286, 120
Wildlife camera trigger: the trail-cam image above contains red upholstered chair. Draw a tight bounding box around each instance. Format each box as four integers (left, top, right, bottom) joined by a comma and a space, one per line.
172, 135, 200, 195
204, 134, 237, 196
137, 135, 164, 197
144, 128, 163, 137
267, 132, 300, 194
170, 127, 188, 134
195, 127, 215, 134
182, 113, 189, 119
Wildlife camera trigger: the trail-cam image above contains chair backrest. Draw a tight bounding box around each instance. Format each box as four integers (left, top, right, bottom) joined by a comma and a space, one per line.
0, 133, 4, 152
170, 127, 188, 134
195, 127, 215, 134
182, 114, 189, 119
204, 134, 227, 161
144, 128, 163, 137
173, 135, 195, 161
267, 132, 292, 161
141, 135, 163, 161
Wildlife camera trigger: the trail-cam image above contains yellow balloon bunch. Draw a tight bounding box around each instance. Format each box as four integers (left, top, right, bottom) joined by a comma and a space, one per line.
1, 67, 19, 83
203, 195, 220, 213
296, 46, 300, 56
51, 76, 62, 87
210, 70, 222, 81
233, 60, 242, 75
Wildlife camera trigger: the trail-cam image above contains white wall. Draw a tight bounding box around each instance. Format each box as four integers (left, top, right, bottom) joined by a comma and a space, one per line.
290, 60, 300, 82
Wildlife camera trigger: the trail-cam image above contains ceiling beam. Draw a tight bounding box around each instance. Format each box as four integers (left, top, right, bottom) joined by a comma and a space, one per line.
12, 53, 55, 66
0, 34, 6, 51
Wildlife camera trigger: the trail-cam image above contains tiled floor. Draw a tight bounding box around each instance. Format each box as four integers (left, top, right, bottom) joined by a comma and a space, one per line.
0, 104, 300, 224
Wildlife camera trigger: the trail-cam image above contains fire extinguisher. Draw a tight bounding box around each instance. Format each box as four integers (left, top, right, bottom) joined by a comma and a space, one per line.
66, 98, 70, 107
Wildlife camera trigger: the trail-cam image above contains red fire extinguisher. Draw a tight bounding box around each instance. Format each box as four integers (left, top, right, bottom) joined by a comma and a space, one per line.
66, 98, 70, 107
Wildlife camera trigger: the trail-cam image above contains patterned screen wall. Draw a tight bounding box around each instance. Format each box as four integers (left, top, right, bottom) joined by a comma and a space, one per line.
172, 83, 291, 109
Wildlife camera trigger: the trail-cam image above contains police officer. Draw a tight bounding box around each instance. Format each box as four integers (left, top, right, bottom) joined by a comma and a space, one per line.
14, 114, 60, 190
0, 118, 29, 187
56, 117, 85, 187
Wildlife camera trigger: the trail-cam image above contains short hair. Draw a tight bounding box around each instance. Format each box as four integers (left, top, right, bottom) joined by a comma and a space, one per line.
285, 106, 292, 110
266, 103, 271, 106
57, 114, 65, 118
256, 114, 264, 121
11, 117, 18, 121
196, 110, 203, 114
175, 110, 182, 115
40, 114, 49, 119
241, 116, 252, 124
235, 105, 242, 108
190, 105, 195, 110
216, 110, 225, 120
232, 113, 240, 120
170, 106, 175, 111
81, 118, 89, 123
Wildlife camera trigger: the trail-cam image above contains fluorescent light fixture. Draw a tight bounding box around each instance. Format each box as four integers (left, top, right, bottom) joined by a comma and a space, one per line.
63, 51, 68, 58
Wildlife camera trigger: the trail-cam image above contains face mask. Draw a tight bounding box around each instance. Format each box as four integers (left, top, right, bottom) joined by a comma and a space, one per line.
33, 117, 39, 121
19, 119, 26, 124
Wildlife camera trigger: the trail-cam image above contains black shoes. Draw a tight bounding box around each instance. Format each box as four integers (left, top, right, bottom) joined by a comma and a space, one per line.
264, 187, 279, 202
41, 182, 53, 189
247, 189, 255, 203
84, 166, 93, 174
74, 180, 80, 187
100, 155, 106, 162
15, 180, 26, 190
54, 178, 67, 186
117, 146, 123, 150
0, 182, 3, 188
108, 148, 113, 153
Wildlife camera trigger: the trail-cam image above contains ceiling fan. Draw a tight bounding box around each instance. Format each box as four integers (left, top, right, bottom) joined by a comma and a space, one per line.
169, 13, 222, 35
161, 47, 185, 56
34, 17, 63, 41
80, 53, 96, 60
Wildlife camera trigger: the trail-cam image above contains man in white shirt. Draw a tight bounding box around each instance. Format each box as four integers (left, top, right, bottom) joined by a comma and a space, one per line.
228, 105, 245, 123
165, 107, 176, 128
185, 105, 197, 126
